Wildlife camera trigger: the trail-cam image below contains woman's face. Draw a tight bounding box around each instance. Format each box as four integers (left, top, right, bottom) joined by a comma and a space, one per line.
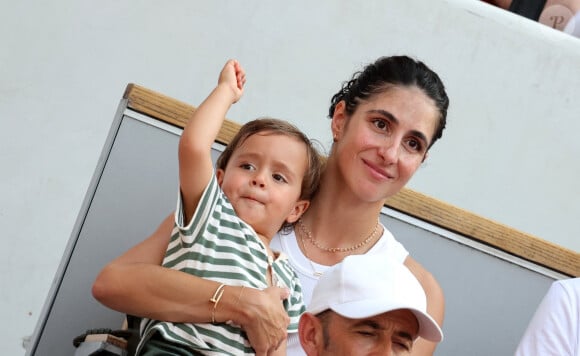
331, 86, 438, 203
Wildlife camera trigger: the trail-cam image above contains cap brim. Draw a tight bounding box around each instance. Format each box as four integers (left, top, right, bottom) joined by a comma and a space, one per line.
410, 309, 443, 342
329, 299, 443, 342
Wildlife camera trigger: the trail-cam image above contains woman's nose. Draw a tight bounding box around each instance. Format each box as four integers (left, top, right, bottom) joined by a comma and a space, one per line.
378, 139, 400, 164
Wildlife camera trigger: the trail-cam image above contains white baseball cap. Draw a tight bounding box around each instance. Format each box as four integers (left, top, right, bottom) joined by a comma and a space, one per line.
307, 254, 443, 342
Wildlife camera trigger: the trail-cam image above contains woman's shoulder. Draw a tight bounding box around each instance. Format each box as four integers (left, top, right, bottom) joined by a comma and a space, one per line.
403, 255, 445, 323
403, 256, 440, 290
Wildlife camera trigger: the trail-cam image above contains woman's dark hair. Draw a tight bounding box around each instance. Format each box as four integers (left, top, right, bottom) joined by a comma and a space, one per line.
216, 117, 323, 230
328, 56, 449, 148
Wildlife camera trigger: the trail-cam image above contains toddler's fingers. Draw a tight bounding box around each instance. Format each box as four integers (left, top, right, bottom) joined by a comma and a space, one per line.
238, 74, 246, 89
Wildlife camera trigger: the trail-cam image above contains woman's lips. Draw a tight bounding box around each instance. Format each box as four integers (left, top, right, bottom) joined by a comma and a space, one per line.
363, 159, 394, 180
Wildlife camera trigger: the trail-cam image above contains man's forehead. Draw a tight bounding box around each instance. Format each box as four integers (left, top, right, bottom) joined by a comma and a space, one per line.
346, 309, 419, 337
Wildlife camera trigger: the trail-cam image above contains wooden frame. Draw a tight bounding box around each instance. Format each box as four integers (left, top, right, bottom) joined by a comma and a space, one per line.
123, 83, 579, 277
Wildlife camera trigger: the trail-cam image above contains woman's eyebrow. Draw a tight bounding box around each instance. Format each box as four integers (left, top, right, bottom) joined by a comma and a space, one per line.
368, 109, 398, 123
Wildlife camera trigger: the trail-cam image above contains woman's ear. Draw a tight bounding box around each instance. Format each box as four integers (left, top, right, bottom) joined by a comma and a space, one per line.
286, 200, 310, 224
331, 100, 347, 142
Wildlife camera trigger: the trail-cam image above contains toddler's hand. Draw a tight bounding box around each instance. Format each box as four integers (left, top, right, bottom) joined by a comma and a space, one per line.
218, 59, 246, 103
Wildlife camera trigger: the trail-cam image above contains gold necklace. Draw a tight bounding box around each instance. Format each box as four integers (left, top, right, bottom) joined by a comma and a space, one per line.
298, 232, 324, 277
297, 218, 380, 253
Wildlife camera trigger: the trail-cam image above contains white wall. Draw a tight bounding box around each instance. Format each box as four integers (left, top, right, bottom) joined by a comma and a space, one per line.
2, 0, 579, 354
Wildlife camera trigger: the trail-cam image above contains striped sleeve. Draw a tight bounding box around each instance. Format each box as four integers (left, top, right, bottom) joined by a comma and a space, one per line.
273, 257, 306, 334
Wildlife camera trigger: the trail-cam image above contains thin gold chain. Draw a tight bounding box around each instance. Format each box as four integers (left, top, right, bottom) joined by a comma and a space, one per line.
298, 232, 324, 277
297, 218, 380, 253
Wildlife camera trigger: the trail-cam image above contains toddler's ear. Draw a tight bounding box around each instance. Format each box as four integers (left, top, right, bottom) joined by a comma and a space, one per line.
216, 169, 225, 186
286, 200, 310, 224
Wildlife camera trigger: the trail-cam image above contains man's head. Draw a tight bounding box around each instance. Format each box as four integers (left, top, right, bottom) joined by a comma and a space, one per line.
299, 254, 443, 355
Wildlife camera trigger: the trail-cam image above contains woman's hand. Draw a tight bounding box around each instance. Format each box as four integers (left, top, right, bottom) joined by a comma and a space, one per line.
234, 286, 291, 356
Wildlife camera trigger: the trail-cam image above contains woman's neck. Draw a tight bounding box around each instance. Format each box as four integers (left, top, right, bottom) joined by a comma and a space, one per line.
300, 170, 385, 249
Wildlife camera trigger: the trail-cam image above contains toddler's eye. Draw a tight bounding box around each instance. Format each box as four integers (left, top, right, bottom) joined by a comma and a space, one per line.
272, 173, 287, 183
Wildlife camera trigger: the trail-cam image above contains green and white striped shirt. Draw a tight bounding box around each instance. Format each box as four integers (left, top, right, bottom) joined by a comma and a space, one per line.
137, 174, 305, 355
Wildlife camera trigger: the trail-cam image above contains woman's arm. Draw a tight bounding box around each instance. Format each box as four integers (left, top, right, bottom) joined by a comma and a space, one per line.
404, 255, 445, 356
92, 214, 211, 322
92, 213, 291, 355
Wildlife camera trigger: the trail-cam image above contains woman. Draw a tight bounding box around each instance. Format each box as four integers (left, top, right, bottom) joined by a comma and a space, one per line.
92, 55, 449, 356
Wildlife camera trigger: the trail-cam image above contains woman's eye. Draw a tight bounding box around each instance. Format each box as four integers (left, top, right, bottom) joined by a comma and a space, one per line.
272, 173, 287, 183
406, 138, 423, 152
372, 119, 389, 131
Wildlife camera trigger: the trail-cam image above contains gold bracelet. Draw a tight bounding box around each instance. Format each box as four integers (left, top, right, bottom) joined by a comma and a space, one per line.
236, 286, 246, 306
210, 284, 226, 324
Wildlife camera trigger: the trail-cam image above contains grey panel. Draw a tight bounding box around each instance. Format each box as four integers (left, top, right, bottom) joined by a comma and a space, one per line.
28, 111, 556, 355
29, 114, 211, 355
383, 214, 554, 355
